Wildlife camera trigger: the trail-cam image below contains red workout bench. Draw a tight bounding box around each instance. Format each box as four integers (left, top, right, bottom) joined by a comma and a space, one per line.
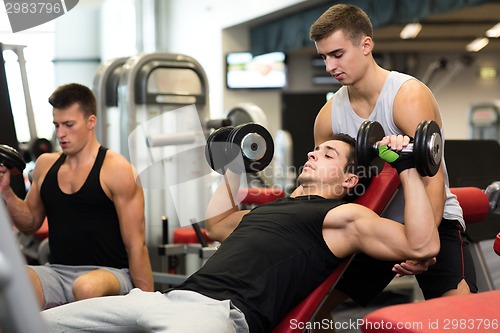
361, 186, 499, 333
361, 290, 500, 333
272, 163, 400, 333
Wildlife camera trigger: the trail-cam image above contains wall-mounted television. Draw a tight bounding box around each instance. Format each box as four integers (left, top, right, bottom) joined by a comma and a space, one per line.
226, 51, 287, 89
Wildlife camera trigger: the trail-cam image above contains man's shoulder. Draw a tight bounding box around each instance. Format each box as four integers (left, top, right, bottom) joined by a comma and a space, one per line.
102, 149, 130, 167
390, 70, 415, 81
101, 149, 137, 188
35, 152, 61, 171
391, 71, 427, 91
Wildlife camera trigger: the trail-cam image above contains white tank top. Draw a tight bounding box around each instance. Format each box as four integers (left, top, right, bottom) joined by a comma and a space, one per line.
331, 71, 465, 229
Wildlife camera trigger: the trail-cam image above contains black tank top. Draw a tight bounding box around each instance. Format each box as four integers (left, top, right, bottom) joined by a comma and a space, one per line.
176, 195, 346, 332
40, 146, 128, 268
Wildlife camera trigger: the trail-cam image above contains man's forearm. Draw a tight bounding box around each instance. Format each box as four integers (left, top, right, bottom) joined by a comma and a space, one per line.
206, 172, 241, 228
2, 188, 38, 233
205, 171, 247, 242
423, 169, 446, 226
129, 245, 154, 291
400, 169, 440, 258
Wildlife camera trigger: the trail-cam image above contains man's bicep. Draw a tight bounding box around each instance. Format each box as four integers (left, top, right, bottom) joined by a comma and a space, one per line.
393, 81, 441, 136
354, 216, 409, 261
116, 186, 146, 247
207, 210, 249, 242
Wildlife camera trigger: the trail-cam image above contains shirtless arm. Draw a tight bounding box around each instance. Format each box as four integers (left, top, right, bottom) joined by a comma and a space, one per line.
205, 171, 250, 242
0, 153, 57, 234
314, 98, 334, 146
393, 80, 446, 226
104, 152, 153, 291
327, 168, 440, 261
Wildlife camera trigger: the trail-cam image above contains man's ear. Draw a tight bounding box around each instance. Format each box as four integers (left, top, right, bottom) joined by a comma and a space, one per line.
362, 36, 373, 55
343, 173, 359, 189
87, 114, 97, 130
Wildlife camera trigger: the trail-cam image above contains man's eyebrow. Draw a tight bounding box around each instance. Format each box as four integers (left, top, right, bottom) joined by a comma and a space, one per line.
329, 48, 343, 55
317, 47, 343, 58
319, 48, 343, 57
324, 145, 339, 156
53, 120, 73, 125
316, 145, 340, 157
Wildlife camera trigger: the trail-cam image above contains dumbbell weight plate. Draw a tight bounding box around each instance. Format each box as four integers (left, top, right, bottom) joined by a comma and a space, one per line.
205, 126, 234, 174
356, 121, 385, 176
0, 144, 26, 176
227, 123, 274, 174
414, 120, 442, 177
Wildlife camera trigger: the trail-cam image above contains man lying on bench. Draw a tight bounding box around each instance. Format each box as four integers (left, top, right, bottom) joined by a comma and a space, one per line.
41, 133, 439, 333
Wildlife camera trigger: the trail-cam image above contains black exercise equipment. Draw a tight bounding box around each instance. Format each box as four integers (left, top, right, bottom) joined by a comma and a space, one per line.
205, 126, 234, 174
356, 121, 386, 177
0, 144, 26, 175
356, 120, 442, 177
413, 120, 442, 176
205, 123, 274, 174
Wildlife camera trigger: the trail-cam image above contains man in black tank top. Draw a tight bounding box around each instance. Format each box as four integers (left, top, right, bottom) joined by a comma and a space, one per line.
41, 133, 440, 333
0, 83, 153, 309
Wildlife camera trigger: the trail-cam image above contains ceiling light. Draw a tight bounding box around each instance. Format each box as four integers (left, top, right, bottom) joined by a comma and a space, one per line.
400, 23, 422, 39
466, 38, 489, 52
479, 67, 497, 79
486, 22, 500, 38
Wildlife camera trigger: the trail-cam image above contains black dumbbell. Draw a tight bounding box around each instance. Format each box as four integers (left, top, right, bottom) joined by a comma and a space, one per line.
0, 144, 26, 176
357, 120, 442, 177
205, 123, 274, 174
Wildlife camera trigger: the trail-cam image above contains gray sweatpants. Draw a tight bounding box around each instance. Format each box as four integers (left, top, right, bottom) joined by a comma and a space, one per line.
42, 288, 249, 333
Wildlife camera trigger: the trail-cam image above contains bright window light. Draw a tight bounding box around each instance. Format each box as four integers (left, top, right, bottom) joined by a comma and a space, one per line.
400, 23, 422, 39
466, 37, 489, 52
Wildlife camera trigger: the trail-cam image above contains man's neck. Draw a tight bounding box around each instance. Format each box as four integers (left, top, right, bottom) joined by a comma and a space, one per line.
347, 63, 390, 118
293, 185, 344, 200
64, 137, 100, 168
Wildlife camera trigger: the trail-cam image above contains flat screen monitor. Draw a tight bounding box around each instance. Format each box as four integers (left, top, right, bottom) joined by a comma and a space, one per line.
226, 51, 287, 89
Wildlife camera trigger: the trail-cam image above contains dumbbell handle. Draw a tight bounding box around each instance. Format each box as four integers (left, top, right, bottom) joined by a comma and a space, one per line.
373, 142, 414, 153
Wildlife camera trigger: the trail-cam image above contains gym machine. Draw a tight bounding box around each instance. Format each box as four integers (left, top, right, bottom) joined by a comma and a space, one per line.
0, 44, 37, 141
117, 52, 210, 249
92, 57, 128, 152
94, 53, 212, 282
0, 43, 31, 200
468, 101, 500, 141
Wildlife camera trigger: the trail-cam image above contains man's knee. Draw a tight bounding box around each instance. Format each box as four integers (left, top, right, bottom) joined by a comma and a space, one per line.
72, 269, 121, 301
26, 267, 44, 307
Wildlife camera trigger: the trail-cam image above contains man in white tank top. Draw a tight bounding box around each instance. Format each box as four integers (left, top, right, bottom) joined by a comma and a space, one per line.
308, 3, 477, 327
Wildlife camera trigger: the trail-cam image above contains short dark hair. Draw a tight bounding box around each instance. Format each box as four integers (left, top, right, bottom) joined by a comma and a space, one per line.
331, 132, 357, 175
48, 83, 96, 118
309, 4, 373, 46
330, 132, 373, 201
